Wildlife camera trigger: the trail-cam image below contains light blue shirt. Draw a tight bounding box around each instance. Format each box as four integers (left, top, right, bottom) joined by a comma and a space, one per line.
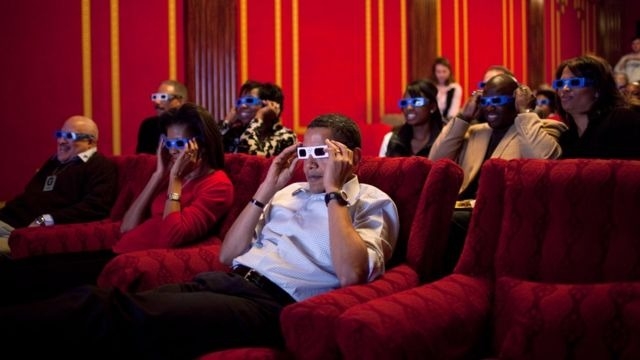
233, 175, 400, 302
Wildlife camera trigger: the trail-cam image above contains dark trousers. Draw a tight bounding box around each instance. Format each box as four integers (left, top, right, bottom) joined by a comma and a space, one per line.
0, 271, 290, 359
0, 250, 115, 306
443, 209, 472, 274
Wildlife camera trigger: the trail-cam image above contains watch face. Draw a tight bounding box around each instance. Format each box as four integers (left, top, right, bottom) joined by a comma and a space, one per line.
325, 191, 348, 206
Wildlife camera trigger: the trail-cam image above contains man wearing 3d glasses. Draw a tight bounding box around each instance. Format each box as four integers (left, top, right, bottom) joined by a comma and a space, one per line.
136, 79, 188, 154
0, 113, 399, 359
428, 73, 567, 274
0, 116, 118, 254
219, 80, 297, 157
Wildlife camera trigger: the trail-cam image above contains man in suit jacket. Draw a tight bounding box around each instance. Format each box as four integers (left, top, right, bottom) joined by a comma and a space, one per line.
429, 73, 567, 200
429, 73, 567, 274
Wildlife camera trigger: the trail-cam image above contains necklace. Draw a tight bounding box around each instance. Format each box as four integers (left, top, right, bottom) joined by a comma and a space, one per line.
43, 161, 75, 192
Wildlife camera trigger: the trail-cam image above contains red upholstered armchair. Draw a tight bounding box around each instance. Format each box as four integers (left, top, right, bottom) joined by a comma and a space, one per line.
8, 154, 157, 259
336, 158, 640, 360
8, 153, 268, 260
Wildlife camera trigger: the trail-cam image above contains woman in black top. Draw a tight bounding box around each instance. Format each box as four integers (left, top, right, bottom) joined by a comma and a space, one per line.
554, 54, 640, 159
385, 79, 445, 157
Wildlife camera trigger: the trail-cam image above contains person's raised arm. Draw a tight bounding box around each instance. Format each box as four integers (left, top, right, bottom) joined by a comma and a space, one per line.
219, 142, 299, 265
323, 139, 370, 286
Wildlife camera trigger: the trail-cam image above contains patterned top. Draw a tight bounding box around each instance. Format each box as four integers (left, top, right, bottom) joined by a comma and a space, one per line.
233, 176, 400, 302
231, 117, 297, 157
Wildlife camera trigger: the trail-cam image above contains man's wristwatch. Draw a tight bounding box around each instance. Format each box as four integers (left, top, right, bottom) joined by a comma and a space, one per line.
324, 191, 349, 206
34, 215, 46, 226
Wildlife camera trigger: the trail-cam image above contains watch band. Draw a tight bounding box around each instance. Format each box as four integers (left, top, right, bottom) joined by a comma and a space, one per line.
324, 191, 348, 206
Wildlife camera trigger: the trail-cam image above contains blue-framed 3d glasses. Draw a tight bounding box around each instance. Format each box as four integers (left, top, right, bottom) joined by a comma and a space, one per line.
398, 97, 428, 109
151, 93, 177, 102
297, 145, 329, 159
552, 77, 594, 90
164, 137, 190, 150
235, 96, 262, 107
479, 95, 515, 107
536, 98, 551, 106
55, 130, 95, 141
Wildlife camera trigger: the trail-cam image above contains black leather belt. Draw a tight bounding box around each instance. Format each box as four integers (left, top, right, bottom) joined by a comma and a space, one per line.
232, 265, 296, 305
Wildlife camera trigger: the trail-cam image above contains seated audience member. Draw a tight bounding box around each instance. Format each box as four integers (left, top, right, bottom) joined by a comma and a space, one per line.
0, 113, 400, 359
466, 65, 516, 124
0, 103, 234, 304
219, 81, 297, 157
429, 73, 566, 272
136, 79, 188, 154
554, 54, 640, 159
383, 79, 445, 157
534, 87, 564, 122
614, 36, 640, 83
0, 116, 117, 254
431, 57, 463, 120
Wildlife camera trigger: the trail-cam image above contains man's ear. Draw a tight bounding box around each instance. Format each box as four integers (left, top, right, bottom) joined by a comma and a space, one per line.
351, 147, 362, 166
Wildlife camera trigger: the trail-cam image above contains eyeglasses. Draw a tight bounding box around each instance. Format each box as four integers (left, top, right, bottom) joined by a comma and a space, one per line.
163, 137, 190, 150
552, 77, 594, 90
478, 95, 515, 107
398, 97, 428, 109
297, 145, 329, 159
54, 130, 95, 141
235, 96, 262, 107
151, 93, 178, 102
536, 98, 551, 106
478, 81, 487, 89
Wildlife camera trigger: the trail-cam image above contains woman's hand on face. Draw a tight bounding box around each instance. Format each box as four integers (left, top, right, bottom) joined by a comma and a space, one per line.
170, 138, 199, 179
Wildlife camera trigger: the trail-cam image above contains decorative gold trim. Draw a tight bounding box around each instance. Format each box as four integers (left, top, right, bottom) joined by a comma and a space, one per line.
292, 0, 302, 132
377, 0, 385, 123
365, 0, 372, 124
240, 0, 248, 82
400, 0, 407, 93
520, 0, 527, 84
508, 0, 514, 72
462, 0, 469, 102
81, 0, 92, 118
275, 0, 282, 85
435, 0, 441, 57
110, 0, 121, 155
502, 0, 507, 68
453, 0, 460, 85
168, 0, 177, 79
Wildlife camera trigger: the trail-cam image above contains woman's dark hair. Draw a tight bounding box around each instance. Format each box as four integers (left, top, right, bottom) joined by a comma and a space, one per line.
160, 103, 225, 170
405, 78, 445, 138
431, 57, 455, 85
307, 113, 361, 150
239, 80, 262, 96
554, 54, 628, 120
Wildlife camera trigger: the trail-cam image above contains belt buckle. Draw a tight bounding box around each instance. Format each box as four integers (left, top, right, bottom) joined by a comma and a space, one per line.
243, 268, 256, 281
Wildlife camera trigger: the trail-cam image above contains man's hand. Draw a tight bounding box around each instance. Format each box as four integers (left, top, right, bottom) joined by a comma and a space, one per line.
514, 84, 535, 113
323, 139, 354, 193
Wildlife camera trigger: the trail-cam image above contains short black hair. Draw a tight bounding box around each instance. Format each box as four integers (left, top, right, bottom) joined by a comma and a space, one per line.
258, 83, 285, 116
307, 113, 361, 150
